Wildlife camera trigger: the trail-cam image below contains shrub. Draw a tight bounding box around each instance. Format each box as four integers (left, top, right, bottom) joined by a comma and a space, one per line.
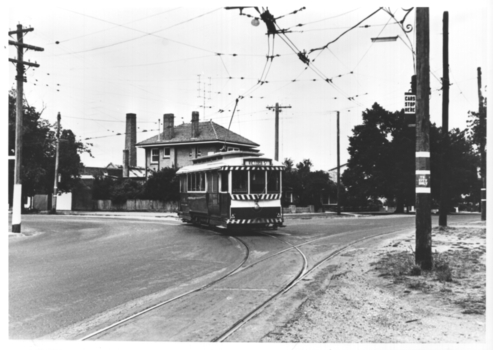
434, 252, 453, 282
409, 264, 422, 276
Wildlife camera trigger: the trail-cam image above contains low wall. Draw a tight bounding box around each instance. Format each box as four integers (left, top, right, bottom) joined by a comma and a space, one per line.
283, 205, 316, 214
86, 199, 179, 212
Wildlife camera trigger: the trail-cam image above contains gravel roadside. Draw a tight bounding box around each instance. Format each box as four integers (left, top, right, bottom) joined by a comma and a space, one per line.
254, 224, 487, 343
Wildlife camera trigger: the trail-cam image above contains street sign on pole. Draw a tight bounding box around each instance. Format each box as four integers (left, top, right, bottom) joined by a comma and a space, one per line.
405, 92, 416, 127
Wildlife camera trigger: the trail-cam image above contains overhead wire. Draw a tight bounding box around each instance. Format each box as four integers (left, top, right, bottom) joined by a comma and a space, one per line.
54, 7, 223, 56
51, 7, 181, 45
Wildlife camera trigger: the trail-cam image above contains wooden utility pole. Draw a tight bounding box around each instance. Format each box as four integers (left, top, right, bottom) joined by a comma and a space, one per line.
477, 67, 486, 221
267, 103, 291, 161
439, 11, 449, 227
52, 112, 61, 214
337, 111, 341, 215
8, 24, 43, 232
415, 8, 433, 270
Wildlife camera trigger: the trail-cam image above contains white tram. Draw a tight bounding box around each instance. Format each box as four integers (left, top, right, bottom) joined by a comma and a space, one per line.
176, 151, 285, 229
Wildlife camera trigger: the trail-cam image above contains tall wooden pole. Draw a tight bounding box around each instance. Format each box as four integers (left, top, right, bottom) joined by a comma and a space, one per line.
415, 7, 433, 270
52, 112, 61, 213
8, 24, 43, 232
267, 103, 290, 161
439, 11, 449, 227
337, 111, 341, 215
477, 67, 486, 221
12, 24, 24, 233
275, 102, 279, 161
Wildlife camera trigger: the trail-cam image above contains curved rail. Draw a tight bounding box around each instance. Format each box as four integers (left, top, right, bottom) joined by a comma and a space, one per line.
211, 234, 308, 342
79, 225, 411, 342
213, 228, 412, 342
79, 234, 250, 341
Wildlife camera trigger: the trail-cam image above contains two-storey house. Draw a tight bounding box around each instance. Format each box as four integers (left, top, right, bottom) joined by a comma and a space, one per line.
136, 111, 260, 176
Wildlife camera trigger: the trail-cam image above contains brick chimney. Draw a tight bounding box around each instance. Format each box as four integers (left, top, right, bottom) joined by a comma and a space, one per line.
163, 113, 175, 140
125, 113, 137, 167
191, 111, 200, 138
122, 149, 129, 178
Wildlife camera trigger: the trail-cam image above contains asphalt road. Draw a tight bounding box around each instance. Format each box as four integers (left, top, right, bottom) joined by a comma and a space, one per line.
8, 213, 481, 340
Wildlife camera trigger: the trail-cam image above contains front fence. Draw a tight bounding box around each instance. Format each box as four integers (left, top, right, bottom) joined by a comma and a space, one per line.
74, 199, 179, 212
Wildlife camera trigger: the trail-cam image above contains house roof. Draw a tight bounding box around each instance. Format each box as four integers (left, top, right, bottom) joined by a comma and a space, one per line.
136, 120, 259, 148
80, 166, 122, 178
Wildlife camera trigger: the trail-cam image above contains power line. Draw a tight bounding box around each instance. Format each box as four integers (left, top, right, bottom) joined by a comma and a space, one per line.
52, 7, 181, 45
54, 7, 223, 56
309, 7, 383, 54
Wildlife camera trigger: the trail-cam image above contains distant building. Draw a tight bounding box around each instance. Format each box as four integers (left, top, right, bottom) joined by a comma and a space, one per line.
137, 111, 259, 176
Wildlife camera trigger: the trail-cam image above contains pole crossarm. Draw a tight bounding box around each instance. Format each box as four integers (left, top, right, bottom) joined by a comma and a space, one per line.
267, 105, 291, 110
8, 27, 34, 36
9, 40, 44, 51
9, 58, 40, 68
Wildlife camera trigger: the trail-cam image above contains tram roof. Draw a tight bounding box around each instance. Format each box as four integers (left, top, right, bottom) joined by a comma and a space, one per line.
176, 153, 284, 174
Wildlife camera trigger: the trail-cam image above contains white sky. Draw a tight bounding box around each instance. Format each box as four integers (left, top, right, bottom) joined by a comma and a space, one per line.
5, 0, 491, 171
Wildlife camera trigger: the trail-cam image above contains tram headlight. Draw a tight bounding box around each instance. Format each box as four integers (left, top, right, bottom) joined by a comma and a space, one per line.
254, 202, 260, 211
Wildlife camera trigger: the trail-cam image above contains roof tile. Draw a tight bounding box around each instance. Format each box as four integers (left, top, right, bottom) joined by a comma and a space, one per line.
136, 121, 259, 147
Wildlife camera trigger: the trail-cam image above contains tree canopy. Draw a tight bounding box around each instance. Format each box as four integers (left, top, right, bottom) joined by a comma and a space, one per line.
8, 90, 91, 203
342, 103, 480, 212
282, 158, 338, 209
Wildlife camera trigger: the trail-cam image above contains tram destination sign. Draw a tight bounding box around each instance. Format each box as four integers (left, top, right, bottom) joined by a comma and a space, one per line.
244, 159, 272, 166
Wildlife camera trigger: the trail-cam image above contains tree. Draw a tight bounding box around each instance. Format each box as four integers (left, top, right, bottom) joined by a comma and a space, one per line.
281, 158, 335, 209
8, 90, 91, 204
466, 99, 487, 152
342, 103, 480, 212
431, 127, 480, 209
342, 103, 414, 212
141, 168, 180, 201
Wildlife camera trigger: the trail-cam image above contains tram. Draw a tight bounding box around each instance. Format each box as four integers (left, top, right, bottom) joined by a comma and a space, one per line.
176, 150, 285, 229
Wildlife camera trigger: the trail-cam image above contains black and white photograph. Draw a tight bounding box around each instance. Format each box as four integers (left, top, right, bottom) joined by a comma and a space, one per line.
5, 0, 491, 348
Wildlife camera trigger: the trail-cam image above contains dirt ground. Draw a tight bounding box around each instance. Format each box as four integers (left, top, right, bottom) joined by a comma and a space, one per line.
262, 223, 487, 343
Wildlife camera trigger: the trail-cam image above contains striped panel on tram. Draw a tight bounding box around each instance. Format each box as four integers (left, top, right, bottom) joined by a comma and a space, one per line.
230, 194, 282, 201
226, 218, 283, 225
220, 166, 284, 171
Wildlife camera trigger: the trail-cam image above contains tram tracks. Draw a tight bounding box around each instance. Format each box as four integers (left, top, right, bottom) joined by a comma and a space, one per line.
78, 234, 250, 341
78, 226, 411, 342
213, 228, 412, 342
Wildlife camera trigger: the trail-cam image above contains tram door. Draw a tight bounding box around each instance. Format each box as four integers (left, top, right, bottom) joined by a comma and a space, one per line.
218, 171, 230, 217
207, 172, 220, 216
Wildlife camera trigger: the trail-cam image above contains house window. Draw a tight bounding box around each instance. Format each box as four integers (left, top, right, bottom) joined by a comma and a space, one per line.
151, 148, 159, 163
164, 147, 171, 157
227, 147, 240, 152
196, 147, 201, 158
189, 147, 193, 158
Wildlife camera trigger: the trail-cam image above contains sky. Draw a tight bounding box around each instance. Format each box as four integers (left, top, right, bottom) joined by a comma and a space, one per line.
5, 0, 491, 172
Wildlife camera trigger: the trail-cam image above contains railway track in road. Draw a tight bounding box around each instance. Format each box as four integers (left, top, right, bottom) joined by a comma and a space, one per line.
213, 227, 412, 342
78, 226, 411, 342
78, 233, 250, 341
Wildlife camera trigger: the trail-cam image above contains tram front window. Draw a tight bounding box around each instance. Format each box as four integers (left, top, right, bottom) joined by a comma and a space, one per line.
250, 170, 266, 194
267, 171, 280, 193
232, 170, 248, 193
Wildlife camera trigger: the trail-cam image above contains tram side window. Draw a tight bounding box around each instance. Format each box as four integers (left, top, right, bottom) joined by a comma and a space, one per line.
187, 172, 206, 192
267, 171, 280, 193
219, 171, 229, 192
250, 170, 266, 194
232, 170, 248, 194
